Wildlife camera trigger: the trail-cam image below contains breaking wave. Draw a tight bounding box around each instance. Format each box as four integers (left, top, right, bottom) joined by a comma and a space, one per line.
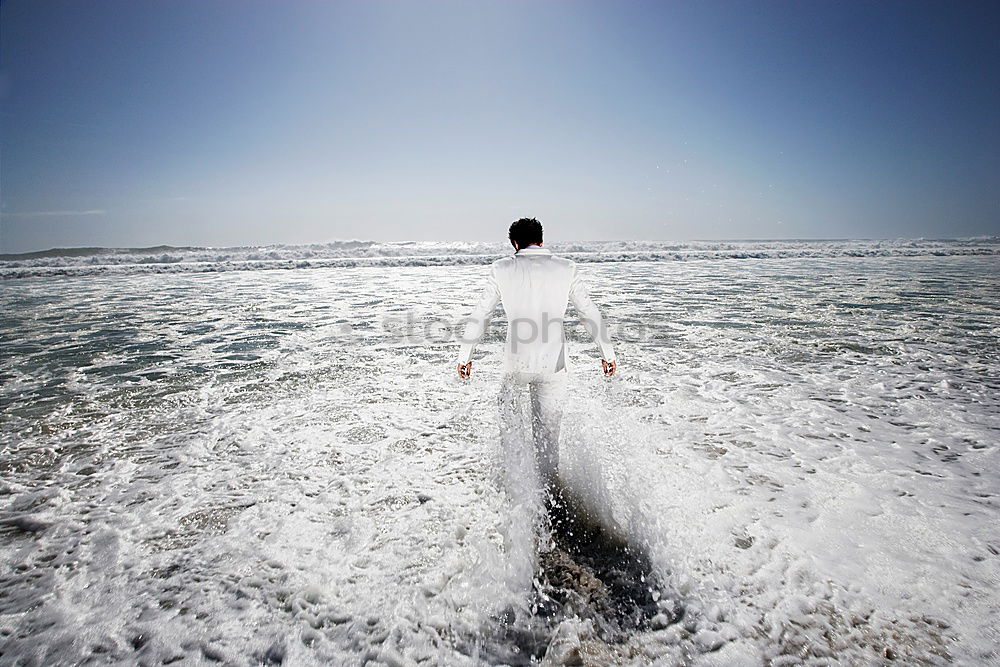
2, 237, 998, 279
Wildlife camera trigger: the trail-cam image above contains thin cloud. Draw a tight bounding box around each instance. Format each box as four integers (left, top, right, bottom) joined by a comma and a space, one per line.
6, 209, 107, 218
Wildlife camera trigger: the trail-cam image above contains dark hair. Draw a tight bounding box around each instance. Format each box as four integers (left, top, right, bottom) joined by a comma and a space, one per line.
508, 217, 543, 249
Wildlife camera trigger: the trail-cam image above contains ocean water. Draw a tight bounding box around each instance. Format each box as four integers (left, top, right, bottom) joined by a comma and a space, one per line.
1, 240, 998, 665
1, 237, 998, 279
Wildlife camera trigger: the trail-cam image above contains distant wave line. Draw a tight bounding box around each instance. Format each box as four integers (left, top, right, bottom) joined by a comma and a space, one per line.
2, 241, 998, 280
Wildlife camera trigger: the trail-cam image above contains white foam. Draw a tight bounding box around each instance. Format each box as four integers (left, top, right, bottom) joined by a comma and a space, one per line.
1, 253, 997, 663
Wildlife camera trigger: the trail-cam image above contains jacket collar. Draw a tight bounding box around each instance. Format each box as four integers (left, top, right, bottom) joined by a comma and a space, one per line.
515, 246, 551, 256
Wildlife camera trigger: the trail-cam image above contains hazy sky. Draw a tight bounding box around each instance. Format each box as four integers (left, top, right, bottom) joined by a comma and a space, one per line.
1, 0, 998, 252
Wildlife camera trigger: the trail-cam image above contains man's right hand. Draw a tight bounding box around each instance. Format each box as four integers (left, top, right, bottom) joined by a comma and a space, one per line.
602, 359, 616, 377
458, 362, 472, 379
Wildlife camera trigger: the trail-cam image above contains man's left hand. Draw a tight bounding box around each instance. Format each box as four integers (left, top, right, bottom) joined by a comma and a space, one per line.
602, 359, 616, 377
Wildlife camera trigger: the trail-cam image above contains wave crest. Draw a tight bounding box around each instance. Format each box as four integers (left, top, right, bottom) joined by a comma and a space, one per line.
2, 238, 997, 279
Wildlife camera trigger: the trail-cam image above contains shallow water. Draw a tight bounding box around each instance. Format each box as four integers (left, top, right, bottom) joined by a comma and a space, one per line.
1, 252, 998, 665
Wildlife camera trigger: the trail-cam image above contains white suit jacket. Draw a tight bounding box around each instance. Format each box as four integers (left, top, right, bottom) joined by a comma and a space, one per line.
457, 246, 616, 373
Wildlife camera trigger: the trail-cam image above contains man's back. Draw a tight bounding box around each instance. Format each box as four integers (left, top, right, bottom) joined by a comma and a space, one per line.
457, 246, 615, 375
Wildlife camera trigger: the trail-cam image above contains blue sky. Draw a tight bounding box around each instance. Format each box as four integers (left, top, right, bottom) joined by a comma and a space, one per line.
1, 0, 997, 252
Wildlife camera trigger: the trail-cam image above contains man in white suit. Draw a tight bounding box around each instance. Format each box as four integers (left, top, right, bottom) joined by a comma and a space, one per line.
456, 218, 616, 502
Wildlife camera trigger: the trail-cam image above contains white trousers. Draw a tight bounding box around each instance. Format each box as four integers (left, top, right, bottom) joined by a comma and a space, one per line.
497, 369, 568, 495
